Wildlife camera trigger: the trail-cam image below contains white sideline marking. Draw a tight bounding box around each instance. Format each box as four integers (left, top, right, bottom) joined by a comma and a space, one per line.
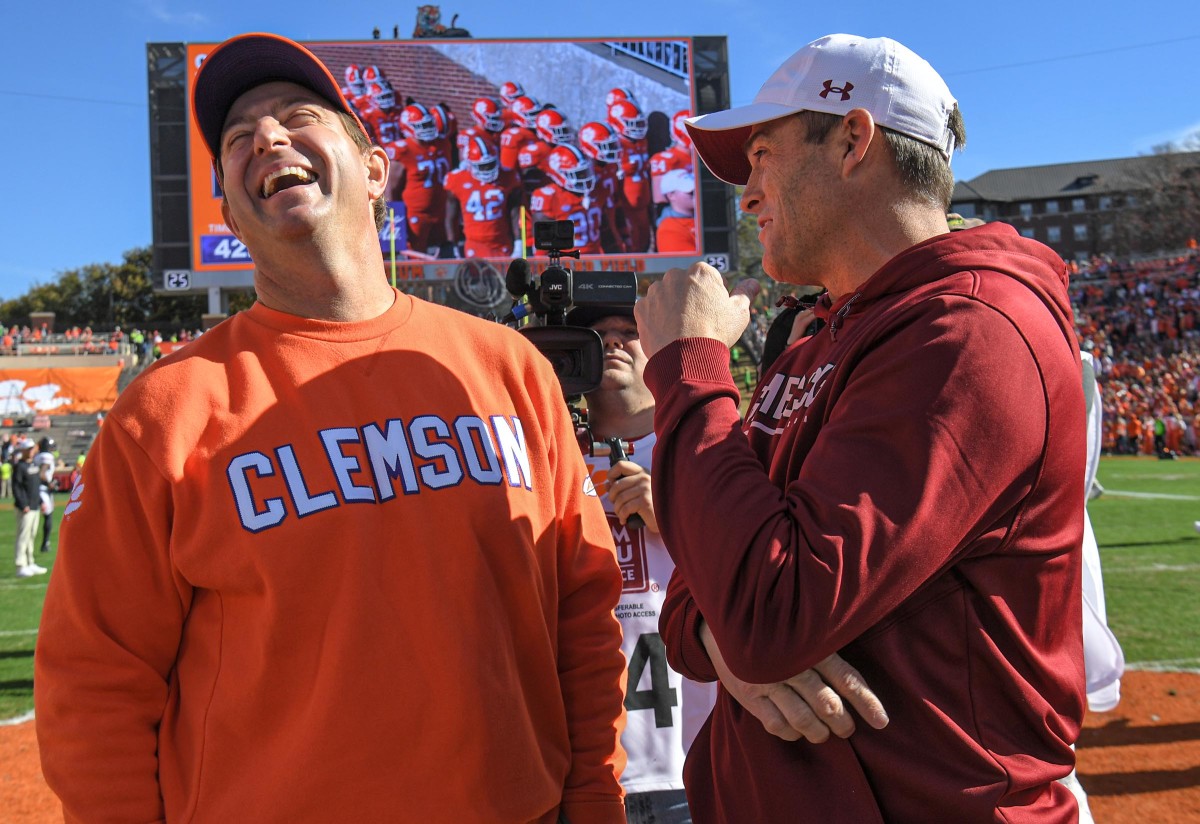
1104, 564, 1200, 573
0, 710, 34, 726
1126, 659, 1200, 674
1101, 489, 1200, 501
0, 582, 48, 591
0, 629, 38, 637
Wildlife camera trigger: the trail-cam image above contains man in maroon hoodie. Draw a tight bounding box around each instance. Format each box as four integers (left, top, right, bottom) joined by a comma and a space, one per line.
634, 34, 1086, 823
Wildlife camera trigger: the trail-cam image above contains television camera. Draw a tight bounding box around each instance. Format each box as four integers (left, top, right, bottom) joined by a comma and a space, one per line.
503, 220, 638, 397
503, 221, 642, 508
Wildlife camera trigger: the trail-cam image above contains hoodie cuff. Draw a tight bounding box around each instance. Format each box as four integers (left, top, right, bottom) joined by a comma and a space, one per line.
644, 337, 738, 399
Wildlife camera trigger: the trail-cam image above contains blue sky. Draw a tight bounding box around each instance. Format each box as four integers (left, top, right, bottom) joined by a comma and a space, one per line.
1, 0, 1197, 300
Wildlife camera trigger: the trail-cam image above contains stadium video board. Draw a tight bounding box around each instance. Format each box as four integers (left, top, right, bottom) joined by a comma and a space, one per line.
176, 37, 734, 295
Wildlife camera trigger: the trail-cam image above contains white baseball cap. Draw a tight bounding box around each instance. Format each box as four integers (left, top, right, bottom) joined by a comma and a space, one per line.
16, 438, 35, 450
686, 33, 957, 185
660, 168, 695, 196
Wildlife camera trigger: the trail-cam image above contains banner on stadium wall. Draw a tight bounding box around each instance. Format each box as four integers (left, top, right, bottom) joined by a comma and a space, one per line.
0, 367, 121, 416
156, 341, 191, 357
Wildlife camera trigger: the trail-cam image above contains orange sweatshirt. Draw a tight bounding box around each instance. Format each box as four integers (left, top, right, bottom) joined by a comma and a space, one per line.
35, 292, 626, 823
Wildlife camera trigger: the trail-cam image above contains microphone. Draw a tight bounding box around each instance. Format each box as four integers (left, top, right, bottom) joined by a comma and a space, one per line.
505, 258, 535, 300
604, 438, 645, 529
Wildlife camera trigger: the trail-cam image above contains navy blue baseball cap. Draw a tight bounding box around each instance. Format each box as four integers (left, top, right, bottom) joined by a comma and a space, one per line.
192, 32, 369, 162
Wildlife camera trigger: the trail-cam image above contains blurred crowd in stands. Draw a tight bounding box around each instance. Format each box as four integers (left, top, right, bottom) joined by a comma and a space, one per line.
1071, 250, 1200, 457
0, 324, 206, 364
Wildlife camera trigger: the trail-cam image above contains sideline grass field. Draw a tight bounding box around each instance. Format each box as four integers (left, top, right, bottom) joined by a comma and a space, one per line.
1, 455, 1198, 720
1085, 455, 1200, 669
0, 515, 54, 721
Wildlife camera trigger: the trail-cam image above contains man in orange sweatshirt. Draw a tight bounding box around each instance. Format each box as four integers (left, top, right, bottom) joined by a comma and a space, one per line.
35, 33, 626, 824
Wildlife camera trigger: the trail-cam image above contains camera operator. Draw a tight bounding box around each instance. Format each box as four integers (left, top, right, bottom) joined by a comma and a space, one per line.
573, 302, 707, 823
575, 305, 658, 532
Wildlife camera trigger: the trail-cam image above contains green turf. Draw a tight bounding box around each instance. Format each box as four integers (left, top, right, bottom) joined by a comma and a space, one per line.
1088, 456, 1200, 668
0, 514, 56, 719
1, 457, 1196, 720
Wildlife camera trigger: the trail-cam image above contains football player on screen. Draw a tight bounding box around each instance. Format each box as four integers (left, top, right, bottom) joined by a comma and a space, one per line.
385, 102, 452, 256
499, 95, 544, 173
456, 96, 505, 165
341, 64, 368, 115
359, 80, 405, 145
498, 80, 525, 126
444, 136, 522, 259
607, 98, 653, 253
362, 65, 389, 93
517, 107, 576, 192
501, 94, 548, 251
356, 67, 396, 129
578, 120, 629, 254
605, 86, 638, 110
429, 102, 459, 166
529, 145, 604, 255
499, 80, 525, 107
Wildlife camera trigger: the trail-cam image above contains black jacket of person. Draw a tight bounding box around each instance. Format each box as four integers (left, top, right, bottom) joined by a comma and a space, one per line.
12, 459, 41, 511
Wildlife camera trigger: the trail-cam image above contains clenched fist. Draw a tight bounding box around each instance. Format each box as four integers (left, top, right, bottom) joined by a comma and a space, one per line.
634, 262, 760, 358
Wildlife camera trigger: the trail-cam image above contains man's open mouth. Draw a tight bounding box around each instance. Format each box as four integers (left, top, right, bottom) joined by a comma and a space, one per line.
261, 166, 319, 199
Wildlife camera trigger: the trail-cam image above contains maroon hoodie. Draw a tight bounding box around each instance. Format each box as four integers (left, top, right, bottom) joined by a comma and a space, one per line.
646, 223, 1086, 823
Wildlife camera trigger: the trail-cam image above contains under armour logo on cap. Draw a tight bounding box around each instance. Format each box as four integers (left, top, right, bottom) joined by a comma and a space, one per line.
682, 34, 959, 185
819, 80, 854, 101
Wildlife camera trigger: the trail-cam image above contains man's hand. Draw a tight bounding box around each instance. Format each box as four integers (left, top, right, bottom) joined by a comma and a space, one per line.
699, 620, 888, 743
635, 262, 760, 358
606, 460, 658, 533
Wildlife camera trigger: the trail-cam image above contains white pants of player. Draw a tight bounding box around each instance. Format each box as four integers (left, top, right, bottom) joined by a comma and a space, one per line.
1059, 754, 1095, 824
14, 509, 39, 569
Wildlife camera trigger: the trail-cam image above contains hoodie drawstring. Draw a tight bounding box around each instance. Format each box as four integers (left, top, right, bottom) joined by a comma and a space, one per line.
829, 293, 861, 341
